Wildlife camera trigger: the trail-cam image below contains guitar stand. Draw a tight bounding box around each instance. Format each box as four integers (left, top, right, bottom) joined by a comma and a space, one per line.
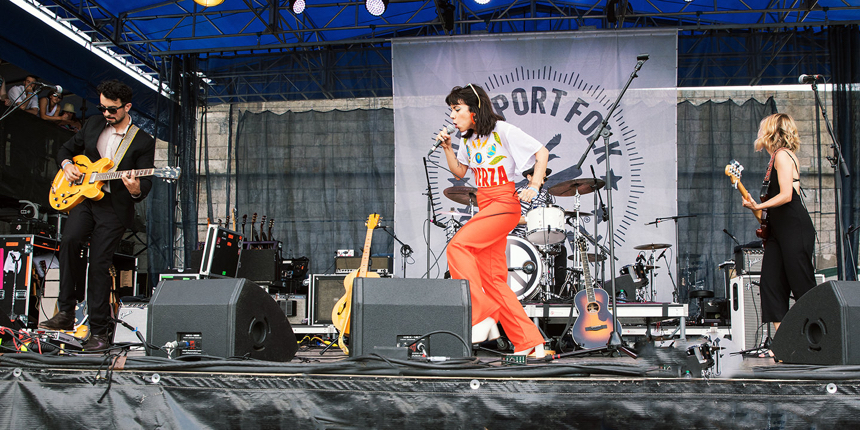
542, 343, 638, 361
319, 334, 339, 355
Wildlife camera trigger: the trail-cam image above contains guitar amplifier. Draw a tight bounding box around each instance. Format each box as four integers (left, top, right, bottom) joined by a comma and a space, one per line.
734, 248, 764, 275
335, 256, 391, 274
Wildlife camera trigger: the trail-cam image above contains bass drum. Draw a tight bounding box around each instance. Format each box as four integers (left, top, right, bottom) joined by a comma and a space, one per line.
505, 235, 544, 301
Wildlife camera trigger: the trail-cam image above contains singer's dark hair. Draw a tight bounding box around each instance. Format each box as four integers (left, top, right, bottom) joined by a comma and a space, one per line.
26, 75, 39, 81
97, 79, 133, 106
445, 84, 504, 139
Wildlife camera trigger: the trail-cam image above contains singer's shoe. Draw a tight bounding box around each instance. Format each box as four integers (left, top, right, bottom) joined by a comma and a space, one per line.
472, 317, 496, 343
38, 310, 75, 331
81, 333, 111, 352
514, 344, 546, 359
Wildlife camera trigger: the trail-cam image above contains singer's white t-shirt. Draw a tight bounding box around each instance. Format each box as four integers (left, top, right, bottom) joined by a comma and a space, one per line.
456, 121, 543, 188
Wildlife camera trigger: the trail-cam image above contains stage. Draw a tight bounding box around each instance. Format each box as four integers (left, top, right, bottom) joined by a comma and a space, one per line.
3, 338, 860, 428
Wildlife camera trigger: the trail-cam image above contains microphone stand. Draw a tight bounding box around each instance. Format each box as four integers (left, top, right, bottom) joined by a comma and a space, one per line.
0, 91, 40, 122
422, 157, 439, 278
378, 225, 413, 277
809, 79, 854, 281
569, 54, 648, 356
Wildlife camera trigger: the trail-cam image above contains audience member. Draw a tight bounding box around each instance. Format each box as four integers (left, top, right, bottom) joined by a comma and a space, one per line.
5, 75, 40, 115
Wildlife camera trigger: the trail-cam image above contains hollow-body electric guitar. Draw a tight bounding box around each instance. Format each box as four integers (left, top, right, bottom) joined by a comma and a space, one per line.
331, 214, 380, 355
49, 155, 180, 212
571, 237, 618, 349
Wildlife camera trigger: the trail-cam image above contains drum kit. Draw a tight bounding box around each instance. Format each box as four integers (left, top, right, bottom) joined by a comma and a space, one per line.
440, 178, 673, 303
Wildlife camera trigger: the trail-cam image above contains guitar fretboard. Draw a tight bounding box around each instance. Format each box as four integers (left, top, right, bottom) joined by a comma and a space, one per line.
577, 240, 596, 303
93, 168, 155, 181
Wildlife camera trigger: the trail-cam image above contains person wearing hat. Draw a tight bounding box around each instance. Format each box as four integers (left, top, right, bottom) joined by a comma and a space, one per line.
512, 167, 568, 297
38, 89, 73, 125
60, 102, 82, 131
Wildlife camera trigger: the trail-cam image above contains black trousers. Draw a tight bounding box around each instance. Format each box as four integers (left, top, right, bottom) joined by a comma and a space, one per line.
58, 194, 125, 336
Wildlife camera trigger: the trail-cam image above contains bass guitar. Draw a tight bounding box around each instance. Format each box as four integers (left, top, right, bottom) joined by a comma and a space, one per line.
331, 214, 380, 355
724, 160, 768, 242
571, 236, 618, 349
49, 155, 180, 212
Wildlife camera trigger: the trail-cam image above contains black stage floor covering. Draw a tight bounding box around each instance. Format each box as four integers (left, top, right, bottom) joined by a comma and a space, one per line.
3, 341, 860, 428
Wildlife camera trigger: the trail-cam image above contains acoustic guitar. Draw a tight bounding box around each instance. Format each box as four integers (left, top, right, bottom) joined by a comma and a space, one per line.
724, 160, 768, 242
571, 236, 618, 349
331, 214, 380, 355
49, 155, 180, 212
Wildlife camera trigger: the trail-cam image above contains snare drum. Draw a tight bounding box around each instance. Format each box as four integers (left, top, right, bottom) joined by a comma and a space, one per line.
525, 205, 566, 245
505, 235, 543, 301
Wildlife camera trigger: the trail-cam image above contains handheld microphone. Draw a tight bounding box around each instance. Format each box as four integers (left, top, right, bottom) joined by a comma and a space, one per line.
428, 125, 457, 157
722, 228, 742, 247
798, 74, 822, 84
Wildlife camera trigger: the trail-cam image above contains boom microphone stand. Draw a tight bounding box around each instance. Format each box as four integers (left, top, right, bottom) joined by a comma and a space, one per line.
809, 78, 854, 280
570, 53, 649, 355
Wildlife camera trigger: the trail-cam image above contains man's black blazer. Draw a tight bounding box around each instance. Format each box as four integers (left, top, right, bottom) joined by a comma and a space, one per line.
56, 116, 156, 229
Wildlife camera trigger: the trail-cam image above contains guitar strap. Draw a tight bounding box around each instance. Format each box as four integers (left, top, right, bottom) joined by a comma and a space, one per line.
108, 125, 140, 172
759, 147, 785, 201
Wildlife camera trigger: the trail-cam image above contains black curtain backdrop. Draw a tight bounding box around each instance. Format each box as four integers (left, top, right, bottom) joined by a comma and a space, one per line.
829, 25, 860, 281
676, 98, 777, 313
235, 109, 395, 277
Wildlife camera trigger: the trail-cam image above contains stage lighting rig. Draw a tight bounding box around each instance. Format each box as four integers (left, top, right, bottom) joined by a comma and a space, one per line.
366, 0, 389, 16
290, 0, 306, 14
194, 0, 225, 7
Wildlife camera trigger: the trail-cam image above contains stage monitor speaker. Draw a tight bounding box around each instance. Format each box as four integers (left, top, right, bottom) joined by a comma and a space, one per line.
771, 281, 860, 365
309, 274, 347, 325
350, 278, 471, 358
147, 278, 297, 362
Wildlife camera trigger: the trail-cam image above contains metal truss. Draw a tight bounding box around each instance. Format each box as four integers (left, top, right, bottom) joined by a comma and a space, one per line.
34, 0, 860, 101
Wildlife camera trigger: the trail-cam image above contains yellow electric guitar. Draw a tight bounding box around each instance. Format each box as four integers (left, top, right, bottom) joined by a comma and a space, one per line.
49, 155, 180, 212
331, 214, 380, 355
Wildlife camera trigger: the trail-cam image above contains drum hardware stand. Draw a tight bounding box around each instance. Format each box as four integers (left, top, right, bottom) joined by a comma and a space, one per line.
645, 214, 695, 301
571, 53, 649, 355
589, 165, 609, 284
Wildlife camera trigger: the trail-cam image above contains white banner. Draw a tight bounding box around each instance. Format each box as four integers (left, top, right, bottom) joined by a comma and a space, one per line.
393, 30, 678, 302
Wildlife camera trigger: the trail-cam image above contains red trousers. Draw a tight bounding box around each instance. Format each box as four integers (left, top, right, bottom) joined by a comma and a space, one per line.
447, 181, 544, 351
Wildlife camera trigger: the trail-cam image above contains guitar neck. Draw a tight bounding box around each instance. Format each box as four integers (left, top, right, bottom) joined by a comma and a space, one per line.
735, 181, 764, 224
358, 229, 373, 277
93, 168, 156, 182
577, 242, 595, 302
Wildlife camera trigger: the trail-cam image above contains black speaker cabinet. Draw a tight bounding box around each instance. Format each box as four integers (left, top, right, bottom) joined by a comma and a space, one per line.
147, 278, 297, 362
771, 281, 860, 365
237, 248, 281, 285
310, 274, 347, 325
350, 278, 471, 358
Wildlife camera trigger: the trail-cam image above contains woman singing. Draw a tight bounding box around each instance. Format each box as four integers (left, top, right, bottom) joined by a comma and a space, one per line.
436, 84, 549, 358
742, 113, 816, 335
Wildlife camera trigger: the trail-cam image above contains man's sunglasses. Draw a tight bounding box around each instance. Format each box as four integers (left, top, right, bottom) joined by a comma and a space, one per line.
97, 104, 125, 114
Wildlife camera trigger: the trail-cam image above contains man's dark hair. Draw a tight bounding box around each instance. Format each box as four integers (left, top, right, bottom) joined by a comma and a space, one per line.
97, 79, 133, 106
26, 75, 40, 81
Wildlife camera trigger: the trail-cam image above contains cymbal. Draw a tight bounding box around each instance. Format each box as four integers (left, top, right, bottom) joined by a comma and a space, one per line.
568, 252, 606, 263
439, 211, 472, 217
633, 243, 672, 250
443, 186, 477, 206
548, 178, 605, 197
564, 210, 593, 218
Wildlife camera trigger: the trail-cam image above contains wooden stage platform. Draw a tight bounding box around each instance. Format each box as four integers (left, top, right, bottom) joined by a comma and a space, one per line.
3, 334, 860, 429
